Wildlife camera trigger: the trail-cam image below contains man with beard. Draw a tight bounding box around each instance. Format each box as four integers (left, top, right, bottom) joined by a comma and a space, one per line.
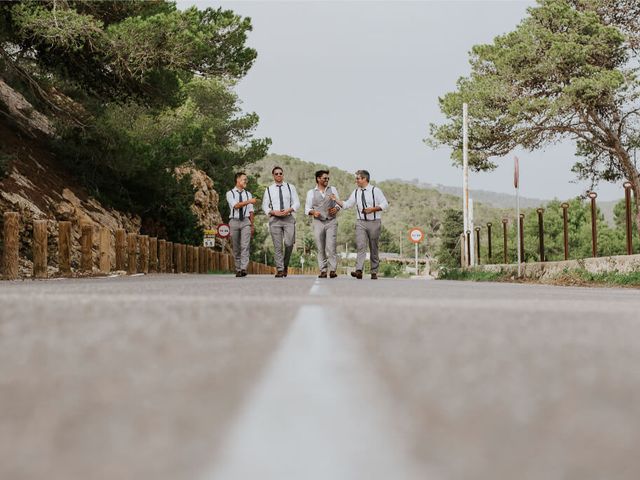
304, 169, 340, 278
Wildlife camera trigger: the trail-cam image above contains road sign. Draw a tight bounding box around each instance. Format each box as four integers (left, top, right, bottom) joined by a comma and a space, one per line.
217, 224, 230, 239
408, 227, 424, 244
203, 228, 217, 247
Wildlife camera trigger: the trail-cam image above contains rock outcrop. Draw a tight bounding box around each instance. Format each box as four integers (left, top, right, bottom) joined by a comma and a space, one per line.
0, 81, 227, 276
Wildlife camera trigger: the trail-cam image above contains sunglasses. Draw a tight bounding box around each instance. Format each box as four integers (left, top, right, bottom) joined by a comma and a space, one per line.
274, 172, 284, 176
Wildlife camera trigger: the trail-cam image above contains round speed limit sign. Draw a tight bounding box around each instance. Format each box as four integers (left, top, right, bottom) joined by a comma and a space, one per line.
217, 223, 230, 239
409, 227, 424, 244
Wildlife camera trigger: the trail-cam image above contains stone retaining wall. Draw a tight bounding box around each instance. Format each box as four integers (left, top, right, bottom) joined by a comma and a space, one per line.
475, 254, 640, 280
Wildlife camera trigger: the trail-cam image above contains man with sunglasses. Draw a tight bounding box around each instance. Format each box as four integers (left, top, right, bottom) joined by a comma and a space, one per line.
262, 166, 300, 277
332, 170, 388, 279
304, 169, 340, 278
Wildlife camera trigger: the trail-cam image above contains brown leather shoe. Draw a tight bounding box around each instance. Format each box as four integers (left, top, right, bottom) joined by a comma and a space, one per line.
275, 271, 284, 278
235, 271, 242, 277
329, 271, 337, 278
283, 267, 288, 277
240, 270, 247, 277
371, 273, 378, 280
350, 270, 363, 279
318, 271, 327, 278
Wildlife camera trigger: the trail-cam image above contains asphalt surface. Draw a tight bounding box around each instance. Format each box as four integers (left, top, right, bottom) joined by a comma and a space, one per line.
1, 274, 640, 480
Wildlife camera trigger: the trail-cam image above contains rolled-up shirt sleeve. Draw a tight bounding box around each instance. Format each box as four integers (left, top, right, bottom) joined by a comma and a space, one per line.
290, 185, 301, 212
226, 190, 236, 212
246, 192, 255, 214
262, 187, 271, 216
341, 189, 356, 209
304, 189, 314, 216
376, 188, 389, 211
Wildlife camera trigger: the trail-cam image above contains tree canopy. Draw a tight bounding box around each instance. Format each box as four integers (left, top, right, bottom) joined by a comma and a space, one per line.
0, 0, 269, 243
428, 0, 640, 233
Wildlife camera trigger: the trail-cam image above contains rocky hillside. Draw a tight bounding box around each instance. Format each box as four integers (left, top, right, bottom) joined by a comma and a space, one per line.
0, 81, 225, 275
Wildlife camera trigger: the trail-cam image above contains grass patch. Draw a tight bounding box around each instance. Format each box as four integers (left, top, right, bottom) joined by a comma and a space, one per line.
439, 266, 640, 288
551, 269, 640, 288
438, 267, 509, 282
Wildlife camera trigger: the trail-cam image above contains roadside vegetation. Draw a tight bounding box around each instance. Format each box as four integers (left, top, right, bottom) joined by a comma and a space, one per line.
439, 267, 640, 288
1, 1, 269, 244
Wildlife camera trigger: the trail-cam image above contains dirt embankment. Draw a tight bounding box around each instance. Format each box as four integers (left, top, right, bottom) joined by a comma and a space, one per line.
0, 80, 226, 277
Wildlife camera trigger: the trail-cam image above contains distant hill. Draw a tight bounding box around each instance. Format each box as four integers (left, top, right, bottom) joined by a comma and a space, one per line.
388, 179, 617, 226
392, 180, 547, 210
248, 154, 514, 256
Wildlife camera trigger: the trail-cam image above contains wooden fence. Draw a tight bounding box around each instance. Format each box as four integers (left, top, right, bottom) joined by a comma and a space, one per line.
0, 212, 303, 280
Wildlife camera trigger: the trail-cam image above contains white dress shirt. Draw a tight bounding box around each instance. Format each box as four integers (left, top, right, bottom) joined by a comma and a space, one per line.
262, 182, 301, 216
304, 186, 340, 215
341, 184, 389, 220
226, 188, 254, 220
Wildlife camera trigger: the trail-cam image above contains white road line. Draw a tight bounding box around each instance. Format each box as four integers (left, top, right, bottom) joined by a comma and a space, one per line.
204, 287, 425, 480
309, 277, 327, 296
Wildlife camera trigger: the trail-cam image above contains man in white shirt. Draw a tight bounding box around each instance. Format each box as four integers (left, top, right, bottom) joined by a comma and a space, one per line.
305, 169, 340, 278
226, 172, 256, 277
262, 166, 300, 277
332, 169, 389, 279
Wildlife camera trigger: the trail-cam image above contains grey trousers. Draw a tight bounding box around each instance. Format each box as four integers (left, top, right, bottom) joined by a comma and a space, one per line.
356, 219, 382, 273
313, 217, 338, 272
269, 215, 296, 271
230, 218, 251, 272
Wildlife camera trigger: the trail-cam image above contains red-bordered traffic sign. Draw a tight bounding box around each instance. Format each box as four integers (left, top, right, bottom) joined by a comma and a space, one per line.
217, 223, 230, 238
514, 156, 520, 189
408, 227, 425, 244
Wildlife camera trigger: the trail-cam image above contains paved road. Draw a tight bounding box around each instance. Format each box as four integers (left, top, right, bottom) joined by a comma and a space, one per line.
1, 274, 639, 480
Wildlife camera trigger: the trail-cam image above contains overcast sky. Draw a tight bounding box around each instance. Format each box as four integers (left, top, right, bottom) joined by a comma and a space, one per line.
177, 0, 626, 201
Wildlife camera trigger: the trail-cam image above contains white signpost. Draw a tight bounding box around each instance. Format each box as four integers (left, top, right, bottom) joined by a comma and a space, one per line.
203, 228, 217, 247
409, 227, 424, 274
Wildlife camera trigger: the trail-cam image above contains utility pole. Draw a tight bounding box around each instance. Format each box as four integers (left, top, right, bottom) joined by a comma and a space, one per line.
463, 103, 469, 264
515, 156, 521, 277
462, 103, 475, 266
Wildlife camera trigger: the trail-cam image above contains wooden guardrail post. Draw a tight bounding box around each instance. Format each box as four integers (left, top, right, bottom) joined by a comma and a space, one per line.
2, 212, 20, 280
139, 235, 149, 274
33, 219, 48, 279
199, 247, 205, 273
80, 223, 93, 273
115, 229, 126, 271
193, 246, 199, 273
213, 251, 220, 271
167, 241, 173, 273
208, 249, 214, 272
58, 221, 72, 276
158, 239, 166, 273
127, 233, 137, 274
181, 244, 187, 273
173, 243, 181, 273
99, 227, 111, 274
149, 237, 158, 273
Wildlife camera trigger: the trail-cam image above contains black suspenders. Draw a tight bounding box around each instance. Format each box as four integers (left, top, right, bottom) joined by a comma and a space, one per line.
230, 190, 251, 220
354, 186, 376, 220
266, 183, 293, 210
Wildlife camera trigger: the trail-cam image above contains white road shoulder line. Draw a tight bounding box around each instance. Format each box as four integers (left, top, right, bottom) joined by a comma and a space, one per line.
204, 286, 423, 479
